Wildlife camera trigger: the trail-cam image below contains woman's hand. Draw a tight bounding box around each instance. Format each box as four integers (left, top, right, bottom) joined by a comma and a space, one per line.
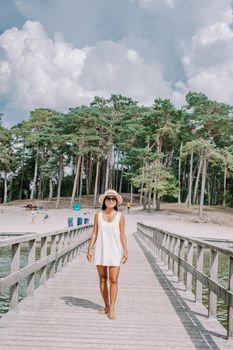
87, 249, 93, 263
121, 250, 128, 264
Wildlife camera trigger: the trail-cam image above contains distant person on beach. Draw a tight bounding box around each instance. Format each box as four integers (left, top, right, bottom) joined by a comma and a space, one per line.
87, 189, 128, 320
43, 210, 49, 223
127, 201, 131, 213
30, 208, 36, 224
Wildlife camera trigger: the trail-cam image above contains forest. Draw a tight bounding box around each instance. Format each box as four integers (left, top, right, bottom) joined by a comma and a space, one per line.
0, 91, 233, 218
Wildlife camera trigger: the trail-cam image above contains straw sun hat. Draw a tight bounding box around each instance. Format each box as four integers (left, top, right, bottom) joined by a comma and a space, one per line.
98, 189, 123, 206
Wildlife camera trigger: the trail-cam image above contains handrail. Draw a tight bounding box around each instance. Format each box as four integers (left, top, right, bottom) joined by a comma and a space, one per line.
0, 224, 93, 248
0, 224, 93, 311
137, 222, 233, 340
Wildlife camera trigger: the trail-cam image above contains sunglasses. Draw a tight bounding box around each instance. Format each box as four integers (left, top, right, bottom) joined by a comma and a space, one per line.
105, 196, 117, 202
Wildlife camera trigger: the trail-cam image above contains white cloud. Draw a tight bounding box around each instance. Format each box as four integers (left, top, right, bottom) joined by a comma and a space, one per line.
182, 21, 233, 104
0, 21, 88, 118
0, 20, 172, 124
1, 0, 233, 124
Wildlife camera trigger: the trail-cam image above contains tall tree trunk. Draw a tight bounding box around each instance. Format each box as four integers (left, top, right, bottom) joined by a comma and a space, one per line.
4, 171, 8, 203
56, 155, 63, 209
30, 146, 39, 200
211, 175, 216, 205
79, 155, 84, 198
182, 158, 187, 200
87, 152, 93, 195
119, 164, 124, 193
207, 172, 211, 206
193, 151, 203, 204
223, 166, 227, 206
38, 175, 42, 199
130, 183, 133, 203
115, 151, 120, 189
140, 165, 145, 205
70, 155, 82, 208
156, 196, 160, 211
198, 156, 207, 219
8, 176, 13, 202
48, 179, 53, 202
143, 191, 147, 210
178, 143, 183, 204
152, 191, 156, 208
147, 191, 152, 212
94, 159, 100, 208
105, 153, 110, 191
111, 146, 115, 190
19, 146, 25, 200
100, 162, 105, 194
187, 149, 193, 207
140, 191, 143, 206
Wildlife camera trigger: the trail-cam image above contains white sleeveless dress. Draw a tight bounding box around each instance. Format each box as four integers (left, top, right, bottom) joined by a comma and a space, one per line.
94, 211, 123, 266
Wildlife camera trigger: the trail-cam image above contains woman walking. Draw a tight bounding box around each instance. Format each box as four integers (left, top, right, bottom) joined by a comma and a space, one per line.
87, 189, 128, 320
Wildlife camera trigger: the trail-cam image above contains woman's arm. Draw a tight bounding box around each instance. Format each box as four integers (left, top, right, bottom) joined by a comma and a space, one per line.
119, 214, 128, 264
87, 211, 99, 262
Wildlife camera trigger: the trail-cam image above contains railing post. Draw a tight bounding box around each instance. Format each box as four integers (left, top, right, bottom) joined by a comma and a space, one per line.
27, 239, 36, 296
63, 231, 69, 266
168, 235, 173, 272
49, 235, 57, 278
70, 229, 76, 260
74, 229, 79, 257
165, 234, 169, 268
155, 230, 159, 257
173, 238, 179, 279
195, 244, 203, 303
159, 232, 163, 261
57, 233, 64, 271
209, 250, 218, 319
228, 257, 233, 339
40, 236, 48, 285
68, 230, 74, 262
161, 233, 166, 264
178, 239, 185, 284
9, 243, 20, 310
186, 242, 193, 292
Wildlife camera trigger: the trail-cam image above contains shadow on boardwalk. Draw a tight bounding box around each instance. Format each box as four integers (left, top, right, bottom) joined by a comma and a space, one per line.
62, 297, 102, 310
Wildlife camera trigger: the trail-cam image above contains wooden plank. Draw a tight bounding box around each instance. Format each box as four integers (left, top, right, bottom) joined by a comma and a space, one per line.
138, 226, 233, 307
137, 222, 233, 258
39, 236, 48, 285
0, 234, 204, 350
195, 245, 203, 303
178, 239, 185, 284
49, 235, 57, 278
0, 237, 91, 292
208, 250, 218, 319
185, 242, 193, 292
27, 239, 36, 296
9, 243, 20, 310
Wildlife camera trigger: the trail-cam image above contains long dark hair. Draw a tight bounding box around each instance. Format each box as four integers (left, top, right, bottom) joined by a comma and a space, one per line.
102, 197, 118, 211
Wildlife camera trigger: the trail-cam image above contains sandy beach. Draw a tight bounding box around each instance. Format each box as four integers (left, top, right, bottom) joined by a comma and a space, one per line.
0, 202, 232, 242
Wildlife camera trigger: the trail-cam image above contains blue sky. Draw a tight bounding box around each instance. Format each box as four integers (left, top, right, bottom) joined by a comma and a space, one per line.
0, 0, 233, 126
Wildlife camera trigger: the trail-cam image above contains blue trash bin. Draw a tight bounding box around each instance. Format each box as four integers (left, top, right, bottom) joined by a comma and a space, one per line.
77, 217, 83, 225
84, 218, 89, 225
67, 217, 73, 227
73, 203, 81, 211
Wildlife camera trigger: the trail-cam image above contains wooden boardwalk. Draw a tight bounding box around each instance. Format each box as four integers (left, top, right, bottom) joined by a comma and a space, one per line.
0, 231, 232, 349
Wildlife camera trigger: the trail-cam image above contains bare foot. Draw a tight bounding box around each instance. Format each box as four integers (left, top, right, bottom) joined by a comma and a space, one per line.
98, 306, 109, 315
107, 309, 116, 320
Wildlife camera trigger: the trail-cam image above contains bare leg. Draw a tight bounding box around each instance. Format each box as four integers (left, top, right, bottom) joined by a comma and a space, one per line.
108, 266, 120, 319
96, 265, 109, 314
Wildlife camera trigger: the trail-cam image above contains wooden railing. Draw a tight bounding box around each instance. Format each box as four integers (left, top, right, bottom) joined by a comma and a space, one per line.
137, 222, 233, 339
0, 224, 93, 311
